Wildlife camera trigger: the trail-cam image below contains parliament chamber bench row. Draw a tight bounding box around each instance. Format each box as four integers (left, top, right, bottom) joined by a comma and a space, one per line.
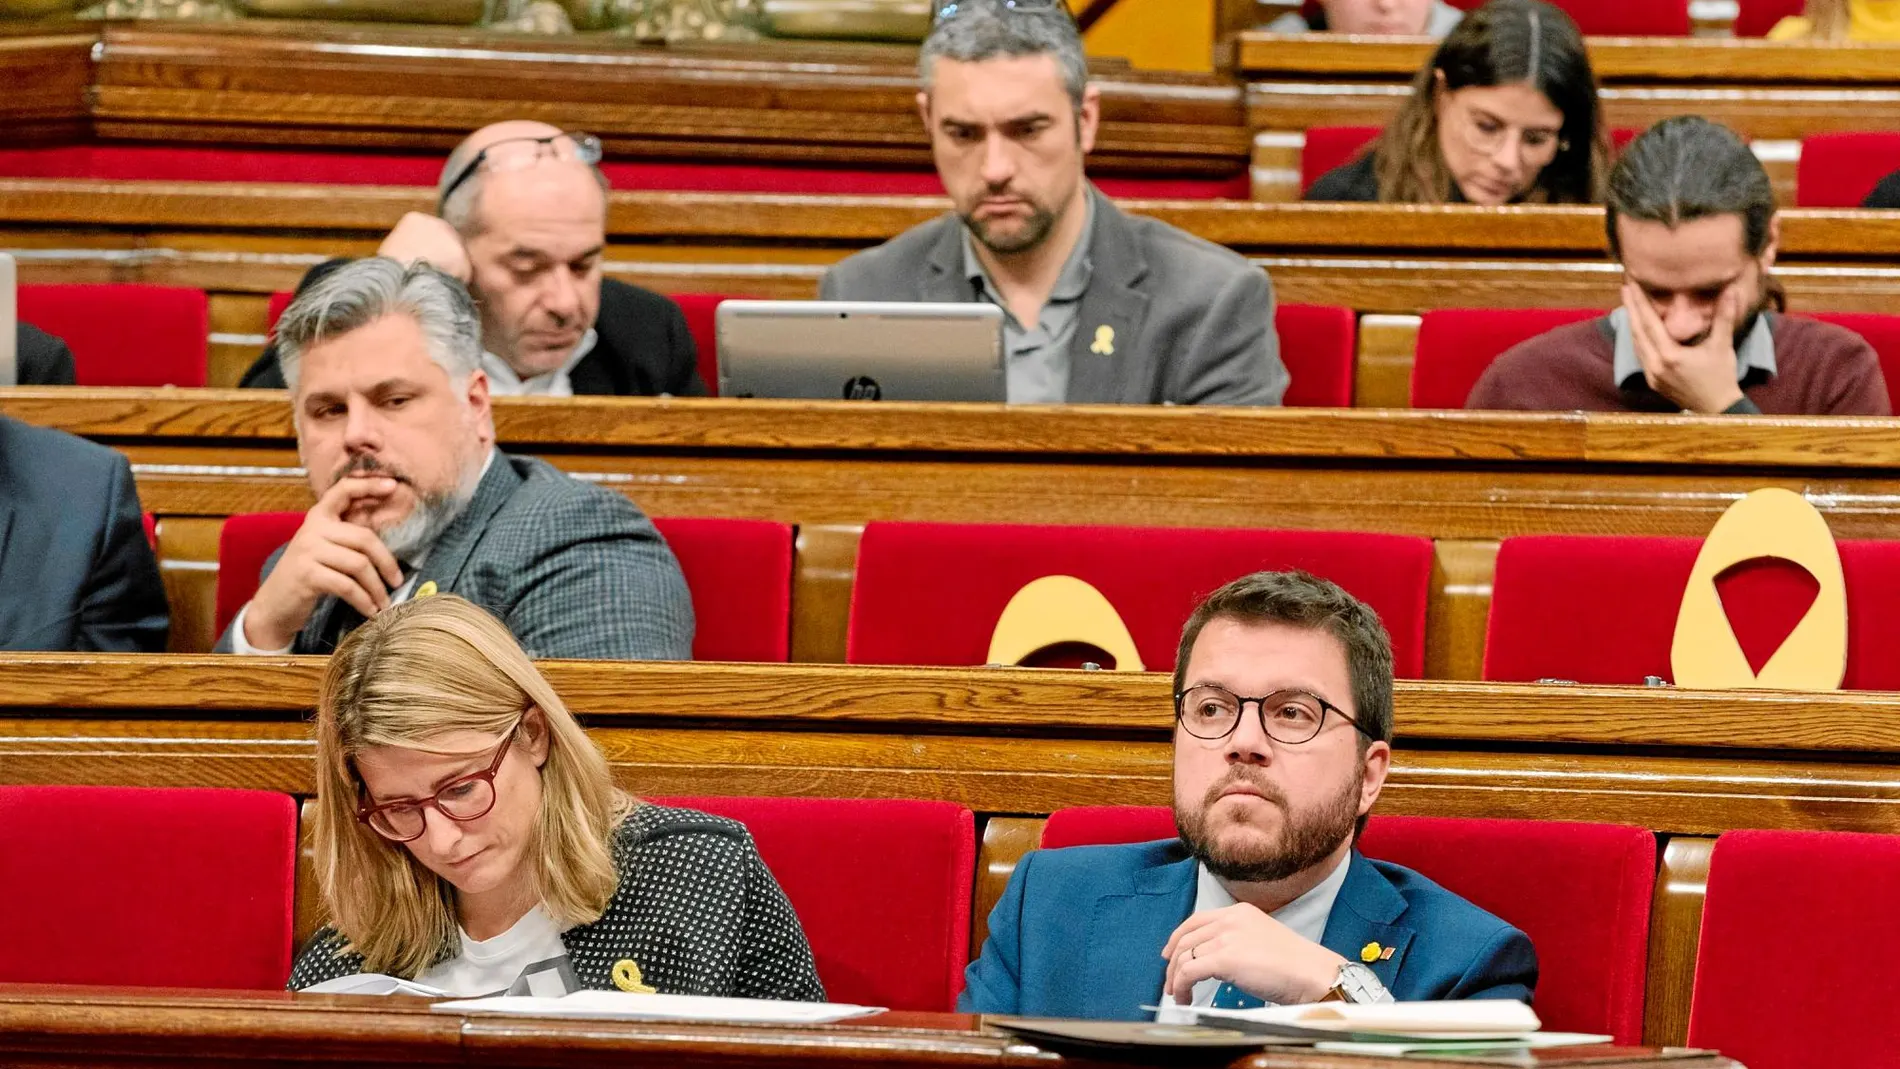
22, 280, 1900, 416
16, 391, 1900, 681
200, 509, 1900, 691
10, 188, 1900, 404
7, 655, 1900, 1066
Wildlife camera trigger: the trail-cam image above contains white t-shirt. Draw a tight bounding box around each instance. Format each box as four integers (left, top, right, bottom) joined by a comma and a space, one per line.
415, 905, 578, 998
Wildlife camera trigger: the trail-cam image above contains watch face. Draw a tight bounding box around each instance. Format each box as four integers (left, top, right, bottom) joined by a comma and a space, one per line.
1339, 963, 1388, 1003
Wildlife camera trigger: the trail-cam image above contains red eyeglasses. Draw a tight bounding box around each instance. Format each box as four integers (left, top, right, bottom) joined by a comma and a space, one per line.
355, 723, 519, 842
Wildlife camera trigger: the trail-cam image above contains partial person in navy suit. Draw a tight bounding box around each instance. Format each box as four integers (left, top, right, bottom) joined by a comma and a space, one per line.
960, 570, 1535, 1019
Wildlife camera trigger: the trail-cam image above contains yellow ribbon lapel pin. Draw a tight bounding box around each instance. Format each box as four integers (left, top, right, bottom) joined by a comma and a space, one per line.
1090, 325, 1115, 356
1360, 942, 1384, 964
414, 580, 438, 599
612, 959, 657, 994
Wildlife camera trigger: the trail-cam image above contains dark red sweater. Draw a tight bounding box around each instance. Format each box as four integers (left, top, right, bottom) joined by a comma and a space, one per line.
1466, 315, 1892, 415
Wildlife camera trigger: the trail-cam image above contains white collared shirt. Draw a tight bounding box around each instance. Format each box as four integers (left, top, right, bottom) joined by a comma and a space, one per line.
480, 329, 598, 397
1157, 851, 1353, 1012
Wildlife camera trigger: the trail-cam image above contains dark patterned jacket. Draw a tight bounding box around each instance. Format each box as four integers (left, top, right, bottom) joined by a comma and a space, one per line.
287, 804, 825, 1000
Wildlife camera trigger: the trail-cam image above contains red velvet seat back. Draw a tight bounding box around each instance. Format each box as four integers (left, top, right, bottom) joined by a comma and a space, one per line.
266, 290, 295, 334
670, 292, 725, 398
1277, 304, 1357, 407
1041, 807, 1654, 1043
1484, 534, 1900, 689
649, 796, 974, 1011
1301, 127, 1381, 194
1688, 829, 1900, 1069
1355, 816, 1653, 1043
846, 523, 1434, 676
216, 512, 307, 636
0, 785, 297, 989
1412, 307, 1601, 409
1796, 134, 1900, 208
17, 284, 208, 387
652, 517, 794, 662
1732, 0, 1810, 35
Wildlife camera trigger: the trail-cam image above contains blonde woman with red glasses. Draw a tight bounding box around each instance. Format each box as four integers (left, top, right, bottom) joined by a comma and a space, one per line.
289, 595, 822, 1000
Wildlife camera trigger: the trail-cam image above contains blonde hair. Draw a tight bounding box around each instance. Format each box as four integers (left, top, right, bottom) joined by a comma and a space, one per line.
1803, 0, 1850, 40
311, 595, 633, 977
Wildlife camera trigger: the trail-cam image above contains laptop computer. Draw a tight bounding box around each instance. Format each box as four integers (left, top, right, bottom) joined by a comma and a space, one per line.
0, 253, 16, 387
716, 300, 1006, 402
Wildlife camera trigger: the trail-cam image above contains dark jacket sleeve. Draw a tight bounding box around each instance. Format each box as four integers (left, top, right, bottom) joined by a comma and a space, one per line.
239, 258, 355, 389
1303, 152, 1379, 202
1863, 169, 1900, 209
734, 838, 827, 1002
17, 323, 77, 385
658, 293, 708, 397
76, 450, 171, 653
1441, 925, 1539, 1003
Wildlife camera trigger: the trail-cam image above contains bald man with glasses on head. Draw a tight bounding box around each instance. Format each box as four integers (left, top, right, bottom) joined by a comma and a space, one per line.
242, 121, 704, 399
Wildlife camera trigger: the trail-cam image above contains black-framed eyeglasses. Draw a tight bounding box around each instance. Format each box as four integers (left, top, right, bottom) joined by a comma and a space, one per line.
1174, 685, 1373, 746
355, 722, 520, 842
935, 0, 1066, 24
437, 132, 604, 212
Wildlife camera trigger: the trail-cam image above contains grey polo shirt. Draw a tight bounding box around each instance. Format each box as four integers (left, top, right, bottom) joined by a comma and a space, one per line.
962, 199, 1096, 404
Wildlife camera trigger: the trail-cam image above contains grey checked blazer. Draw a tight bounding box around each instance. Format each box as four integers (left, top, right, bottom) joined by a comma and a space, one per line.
819, 185, 1288, 406
288, 804, 826, 1000
215, 451, 693, 660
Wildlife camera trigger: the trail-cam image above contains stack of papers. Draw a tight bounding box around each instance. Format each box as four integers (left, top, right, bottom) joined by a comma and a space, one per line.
1170, 1001, 1611, 1053
304, 973, 452, 997
430, 990, 886, 1024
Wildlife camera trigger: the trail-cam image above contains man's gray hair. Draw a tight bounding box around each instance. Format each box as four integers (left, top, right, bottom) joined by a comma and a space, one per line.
275, 258, 483, 393
919, 0, 1088, 112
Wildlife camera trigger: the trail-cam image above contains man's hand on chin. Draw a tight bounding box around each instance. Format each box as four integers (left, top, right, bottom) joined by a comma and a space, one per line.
1160, 903, 1347, 1006
242, 476, 406, 650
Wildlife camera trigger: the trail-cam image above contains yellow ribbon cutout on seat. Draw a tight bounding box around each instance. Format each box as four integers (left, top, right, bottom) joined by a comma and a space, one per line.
1670, 487, 1847, 691
986, 575, 1144, 672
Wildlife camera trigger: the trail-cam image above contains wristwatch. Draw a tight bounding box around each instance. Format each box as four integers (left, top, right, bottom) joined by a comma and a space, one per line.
1321, 962, 1392, 1004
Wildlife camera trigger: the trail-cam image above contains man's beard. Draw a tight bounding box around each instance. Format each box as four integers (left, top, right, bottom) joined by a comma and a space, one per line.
1175, 766, 1363, 884
961, 194, 1059, 256
333, 452, 482, 562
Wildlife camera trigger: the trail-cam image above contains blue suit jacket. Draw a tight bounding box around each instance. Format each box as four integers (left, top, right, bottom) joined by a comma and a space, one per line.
959, 839, 1537, 1020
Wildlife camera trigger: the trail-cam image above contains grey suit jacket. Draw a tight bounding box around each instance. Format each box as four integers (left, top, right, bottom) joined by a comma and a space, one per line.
819, 186, 1287, 406
0, 416, 169, 651
215, 451, 694, 660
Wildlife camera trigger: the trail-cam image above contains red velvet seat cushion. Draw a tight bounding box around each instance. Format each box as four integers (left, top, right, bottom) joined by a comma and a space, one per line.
0, 145, 1249, 199
652, 517, 794, 662
670, 292, 725, 397
1483, 534, 1900, 688
1301, 127, 1382, 194
846, 523, 1434, 677
1413, 307, 1601, 409
1732, 0, 1811, 35
1041, 807, 1654, 1043
1688, 829, 1900, 1069
1277, 304, 1357, 407
0, 785, 297, 989
649, 796, 974, 1011
17, 284, 208, 387
216, 512, 306, 637
1796, 134, 1900, 208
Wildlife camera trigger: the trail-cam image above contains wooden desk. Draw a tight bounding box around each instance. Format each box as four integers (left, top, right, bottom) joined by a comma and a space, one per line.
0, 985, 1737, 1068
8, 389, 1900, 670
5, 185, 1898, 398
1238, 34, 1900, 141
0, 20, 1246, 178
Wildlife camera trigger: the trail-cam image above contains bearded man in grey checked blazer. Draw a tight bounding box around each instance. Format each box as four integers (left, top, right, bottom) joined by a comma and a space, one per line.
215, 257, 693, 660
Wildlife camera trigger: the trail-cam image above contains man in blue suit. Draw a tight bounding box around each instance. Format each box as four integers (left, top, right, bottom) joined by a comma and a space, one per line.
960, 571, 1536, 1018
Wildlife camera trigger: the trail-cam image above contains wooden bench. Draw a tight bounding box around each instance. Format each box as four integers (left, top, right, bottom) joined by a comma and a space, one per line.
8, 389, 1900, 671
5, 184, 1900, 399
7, 654, 1900, 1044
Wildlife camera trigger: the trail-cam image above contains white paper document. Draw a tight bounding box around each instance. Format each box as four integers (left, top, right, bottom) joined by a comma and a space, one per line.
430, 990, 885, 1024
1174, 1000, 1544, 1042
304, 973, 453, 997
1315, 1032, 1612, 1055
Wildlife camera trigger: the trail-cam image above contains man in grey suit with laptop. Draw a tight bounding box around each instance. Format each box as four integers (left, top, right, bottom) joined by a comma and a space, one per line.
215, 257, 693, 661
820, 0, 1286, 407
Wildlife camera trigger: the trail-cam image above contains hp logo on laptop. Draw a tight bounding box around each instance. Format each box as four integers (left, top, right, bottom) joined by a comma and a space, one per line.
843, 375, 883, 401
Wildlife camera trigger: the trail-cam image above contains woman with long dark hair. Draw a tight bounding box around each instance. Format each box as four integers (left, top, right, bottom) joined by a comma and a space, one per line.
1306, 0, 1607, 205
